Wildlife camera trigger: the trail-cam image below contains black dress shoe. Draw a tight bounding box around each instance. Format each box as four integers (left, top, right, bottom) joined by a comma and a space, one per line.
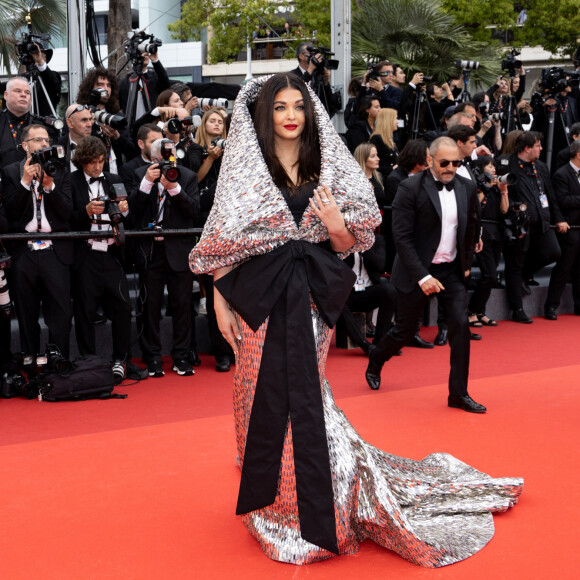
434, 329, 448, 346
408, 335, 434, 349
187, 349, 202, 366
216, 356, 231, 372
470, 332, 482, 340
512, 308, 533, 323
448, 394, 487, 413
126, 361, 149, 381
522, 281, 531, 296
360, 340, 373, 356
544, 306, 558, 321
365, 351, 382, 390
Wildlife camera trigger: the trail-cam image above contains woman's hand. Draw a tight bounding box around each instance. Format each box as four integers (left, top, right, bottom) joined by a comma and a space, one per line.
309, 184, 355, 252
213, 267, 242, 354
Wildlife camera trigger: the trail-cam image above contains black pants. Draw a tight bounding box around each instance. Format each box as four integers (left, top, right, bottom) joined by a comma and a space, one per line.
340, 279, 396, 346
546, 230, 580, 310
503, 225, 561, 310
373, 260, 470, 397
468, 238, 503, 315
11, 248, 72, 358
73, 248, 132, 362
139, 242, 193, 363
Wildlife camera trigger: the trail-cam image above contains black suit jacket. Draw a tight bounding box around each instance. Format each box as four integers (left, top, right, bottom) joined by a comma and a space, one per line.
385, 166, 409, 205
0, 110, 29, 169
0, 160, 73, 265
552, 163, 580, 226
391, 171, 478, 293
128, 164, 199, 271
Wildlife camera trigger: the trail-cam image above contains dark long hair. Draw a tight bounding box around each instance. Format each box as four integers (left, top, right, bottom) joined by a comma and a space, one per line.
76, 68, 121, 114
253, 73, 321, 190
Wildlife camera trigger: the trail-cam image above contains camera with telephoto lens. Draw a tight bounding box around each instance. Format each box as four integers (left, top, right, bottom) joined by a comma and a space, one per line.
539, 67, 580, 98
307, 45, 339, 71
472, 167, 495, 195
503, 201, 529, 241
0, 250, 14, 319
125, 30, 162, 73
198, 97, 228, 109
30, 145, 65, 177
211, 138, 226, 149
166, 115, 201, 135
88, 89, 127, 130
456, 59, 480, 70
157, 141, 180, 183
501, 48, 522, 77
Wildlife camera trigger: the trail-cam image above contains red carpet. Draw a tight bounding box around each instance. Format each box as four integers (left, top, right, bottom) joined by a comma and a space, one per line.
1, 316, 579, 579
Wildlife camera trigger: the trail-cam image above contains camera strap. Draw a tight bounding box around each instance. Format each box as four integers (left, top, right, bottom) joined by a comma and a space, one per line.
34, 182, 43, 231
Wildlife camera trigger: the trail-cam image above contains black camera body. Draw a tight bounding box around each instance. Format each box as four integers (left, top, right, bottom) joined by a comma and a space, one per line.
307, 45, 339, 71
30, 145, 65, 177
366, 62, 381, 82
15, 31, 52, 67
166, 116, 199, 135
503, 201, 529, 241
88, 90, 127, 130
125, 30, 163, 73
472, 167, 495, 195
540, 67, 580, 98
97, 184, 127, 225
157, 141, 180, 183
501, 48, 522, 77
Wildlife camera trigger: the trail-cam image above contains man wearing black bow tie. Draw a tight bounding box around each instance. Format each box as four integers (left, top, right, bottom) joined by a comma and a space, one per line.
365, 136, 485, 412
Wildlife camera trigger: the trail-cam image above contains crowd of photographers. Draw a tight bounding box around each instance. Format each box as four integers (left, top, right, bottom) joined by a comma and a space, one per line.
1, 35, 580, 395
0, 38, 238, 398
342, 48, 580, 355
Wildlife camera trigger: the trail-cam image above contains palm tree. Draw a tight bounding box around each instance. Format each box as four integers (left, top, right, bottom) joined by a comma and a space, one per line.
352, 0, 501, 89
0, 0, 66, 74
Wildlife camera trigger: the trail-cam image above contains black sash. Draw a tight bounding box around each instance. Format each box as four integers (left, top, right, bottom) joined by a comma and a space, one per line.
215, 240, 356, 555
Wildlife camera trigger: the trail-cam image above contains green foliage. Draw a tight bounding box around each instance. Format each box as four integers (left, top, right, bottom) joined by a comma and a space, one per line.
292, 0, 332, 49
0, 0, 66, 74
352, 0, 502, 89
169, 0, 288, 64
516, 0, 580, 58
441, 0, 517, 43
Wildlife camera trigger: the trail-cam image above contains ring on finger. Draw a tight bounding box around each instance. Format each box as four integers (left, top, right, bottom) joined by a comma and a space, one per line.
321, 199, 331, 205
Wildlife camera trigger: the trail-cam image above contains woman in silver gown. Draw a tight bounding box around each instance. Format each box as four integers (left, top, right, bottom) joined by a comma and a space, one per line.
189, 73, 523, 567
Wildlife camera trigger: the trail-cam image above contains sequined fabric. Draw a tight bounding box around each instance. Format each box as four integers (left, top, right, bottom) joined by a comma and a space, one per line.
233, 305, 523, 566
189, 75, 380, 275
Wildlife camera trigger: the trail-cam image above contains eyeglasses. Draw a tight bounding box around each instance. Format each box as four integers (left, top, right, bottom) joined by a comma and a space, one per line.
437, 159, 461, 168
378, 71, 393, 77
67, 104, 91, 119
25, 136, 51, 145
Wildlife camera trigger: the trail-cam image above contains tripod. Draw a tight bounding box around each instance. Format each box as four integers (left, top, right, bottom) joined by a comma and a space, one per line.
457, 69, 472, 103
23, 64, 58, 118
310, 68, 331, 116
124, 58, 151, 129
410, 88, 437, 140
543, 98, 571, 173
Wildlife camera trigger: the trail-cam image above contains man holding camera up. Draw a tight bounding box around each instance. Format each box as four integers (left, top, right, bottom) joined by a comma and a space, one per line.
0, 124, 73, 360
358, 61, 402, 111
129, 139, 199, 378
69, 136, 134, 383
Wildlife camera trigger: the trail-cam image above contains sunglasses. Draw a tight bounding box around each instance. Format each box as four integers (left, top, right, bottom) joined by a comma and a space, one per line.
378, 71, 393, 77
67, 104, 91, 119
437, 159, 461, 168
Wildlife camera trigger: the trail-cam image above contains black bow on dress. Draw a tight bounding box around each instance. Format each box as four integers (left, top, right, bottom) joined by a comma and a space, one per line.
215, 240, 356, 555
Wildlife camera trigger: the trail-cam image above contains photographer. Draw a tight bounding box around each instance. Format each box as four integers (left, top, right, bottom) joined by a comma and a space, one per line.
21, 42, 62, 117
119, 48, 170, 121
188, 108, 234, 372
505, 131, 568, 323
544, 141, 580, 319
357, 60, 402, 112
467, 156, 510, 327
0, 77, 33, 168
69, 136, 134, 383
129, 139, 199, 378
119, 123, 163, 190
76, 67, 140, 171
56, 103, 94, 171
292, 42, 335, 116
0, 123, 73, 359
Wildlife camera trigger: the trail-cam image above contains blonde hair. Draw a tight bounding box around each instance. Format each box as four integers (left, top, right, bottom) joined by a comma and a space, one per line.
194, 108, 227, 148
371, 108, 397, 149
354, 142, 383, 186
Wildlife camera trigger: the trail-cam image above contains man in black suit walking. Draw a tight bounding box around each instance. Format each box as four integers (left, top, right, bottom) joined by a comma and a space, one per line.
129, 138, 199, 378
365, 136, 486, 413
544, 140, 580, 318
